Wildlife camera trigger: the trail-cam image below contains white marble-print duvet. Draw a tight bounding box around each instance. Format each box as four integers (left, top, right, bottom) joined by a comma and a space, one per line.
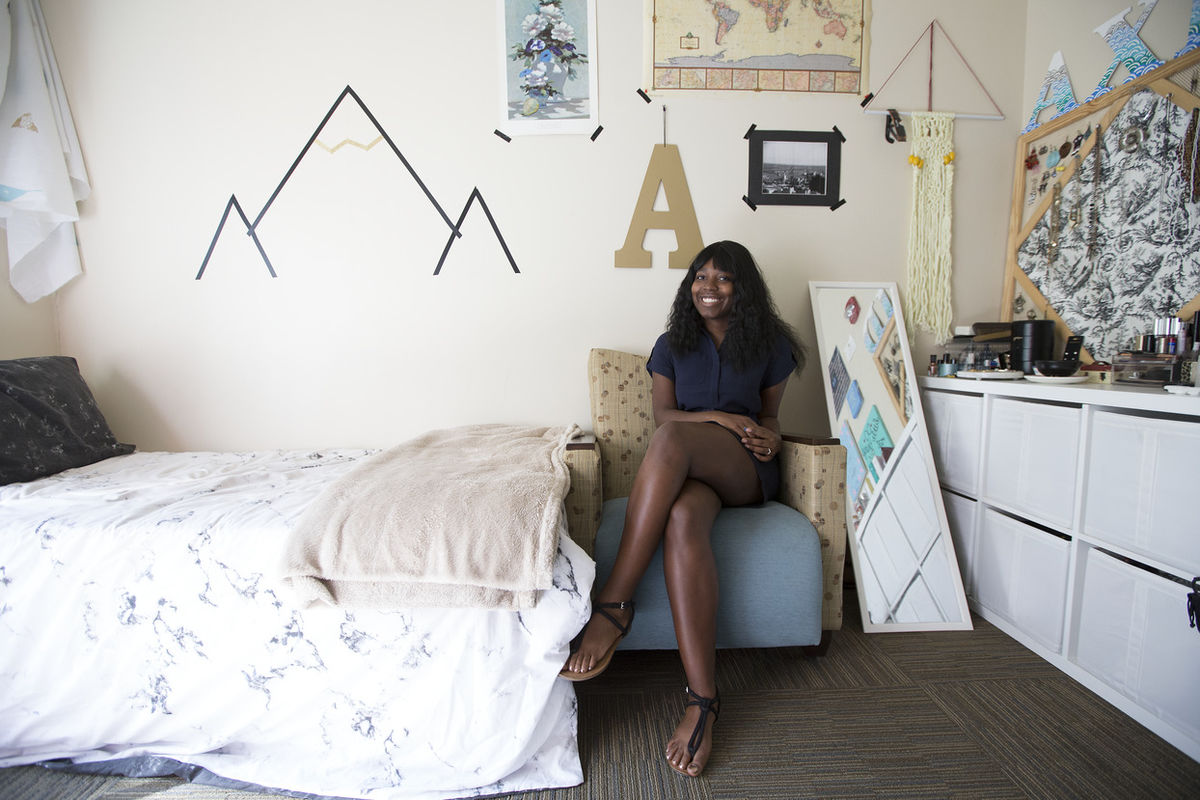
0, 450, 595, 800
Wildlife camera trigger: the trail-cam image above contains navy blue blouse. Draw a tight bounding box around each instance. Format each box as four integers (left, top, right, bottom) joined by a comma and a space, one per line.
646, 332, 796, 421
646, 332, 796, 502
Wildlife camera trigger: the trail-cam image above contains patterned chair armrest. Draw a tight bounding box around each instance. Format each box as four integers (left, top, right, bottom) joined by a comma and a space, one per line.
776, 435, 848, 635
563, 435, 603, 557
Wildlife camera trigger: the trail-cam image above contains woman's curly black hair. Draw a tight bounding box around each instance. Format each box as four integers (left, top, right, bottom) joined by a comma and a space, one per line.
665, 240, 806, 375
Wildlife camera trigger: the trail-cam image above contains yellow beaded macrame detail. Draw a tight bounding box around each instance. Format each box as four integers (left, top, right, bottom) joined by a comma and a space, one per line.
906, 112, 956, 344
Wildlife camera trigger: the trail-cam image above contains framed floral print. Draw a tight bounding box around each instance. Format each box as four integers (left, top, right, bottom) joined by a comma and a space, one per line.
499, 0, 599, 136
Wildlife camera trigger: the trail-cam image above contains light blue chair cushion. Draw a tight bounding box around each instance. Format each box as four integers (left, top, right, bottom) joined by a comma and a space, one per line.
592, 497, 823, 650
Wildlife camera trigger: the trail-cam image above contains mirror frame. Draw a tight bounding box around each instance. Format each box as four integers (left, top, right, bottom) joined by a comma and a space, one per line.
809, 281, 972, 632
1000, 48, 1200, 355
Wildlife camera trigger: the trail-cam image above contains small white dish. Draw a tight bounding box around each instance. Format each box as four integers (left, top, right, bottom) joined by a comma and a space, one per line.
1025, 374, 1087, 384
955, 369, 1025, 380
1163, 385, 1200, 396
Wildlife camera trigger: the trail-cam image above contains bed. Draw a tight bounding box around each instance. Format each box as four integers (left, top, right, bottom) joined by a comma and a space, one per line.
0, 357, 596, 800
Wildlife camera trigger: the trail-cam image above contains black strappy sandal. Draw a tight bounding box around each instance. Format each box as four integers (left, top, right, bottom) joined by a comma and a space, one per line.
669, 686, 720, 777
558, 600, 635, 682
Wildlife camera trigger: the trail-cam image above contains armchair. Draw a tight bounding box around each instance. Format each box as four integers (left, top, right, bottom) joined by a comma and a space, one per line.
562, 348, 848, 653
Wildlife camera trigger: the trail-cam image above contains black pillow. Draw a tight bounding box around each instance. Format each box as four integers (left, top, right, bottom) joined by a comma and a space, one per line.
0, 356, 135, 485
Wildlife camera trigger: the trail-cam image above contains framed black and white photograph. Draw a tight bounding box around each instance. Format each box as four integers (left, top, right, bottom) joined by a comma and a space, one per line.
747, 129, 842, 207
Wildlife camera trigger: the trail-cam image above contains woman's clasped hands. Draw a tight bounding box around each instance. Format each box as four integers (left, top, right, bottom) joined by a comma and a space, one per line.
710, 412, 780, 462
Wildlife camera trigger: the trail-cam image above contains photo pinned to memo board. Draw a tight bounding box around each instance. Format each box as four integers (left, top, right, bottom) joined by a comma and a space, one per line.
810, 281, 971, 633
873, 316, 909, 426
499, 0, 599, 136
746, 128, 844, 208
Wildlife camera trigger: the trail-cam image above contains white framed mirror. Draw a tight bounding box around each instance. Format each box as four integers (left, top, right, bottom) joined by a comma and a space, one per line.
809, 281, 972, 632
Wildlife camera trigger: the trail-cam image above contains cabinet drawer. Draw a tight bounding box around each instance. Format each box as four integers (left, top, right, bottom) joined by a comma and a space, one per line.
975, 508, 1070, 652
923, 390, 982, 496
983, 398, 1080, 529
941, 490, 976, 596
1082, 411, 1200, 575
1075, 548, 1200, 741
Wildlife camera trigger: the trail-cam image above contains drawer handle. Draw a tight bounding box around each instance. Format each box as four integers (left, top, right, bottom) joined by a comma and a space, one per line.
1189, 577, 1199, 635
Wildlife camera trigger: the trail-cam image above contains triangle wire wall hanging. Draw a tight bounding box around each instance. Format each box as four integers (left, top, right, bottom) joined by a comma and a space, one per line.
861, 19, 1004, 121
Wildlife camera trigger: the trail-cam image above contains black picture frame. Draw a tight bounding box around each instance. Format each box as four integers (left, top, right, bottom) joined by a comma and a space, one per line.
747, 129, 842, 207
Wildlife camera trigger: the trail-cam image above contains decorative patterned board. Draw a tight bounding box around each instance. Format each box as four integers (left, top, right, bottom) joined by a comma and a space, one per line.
1017, 89, 1200, 360
1002, 49, 1200, 358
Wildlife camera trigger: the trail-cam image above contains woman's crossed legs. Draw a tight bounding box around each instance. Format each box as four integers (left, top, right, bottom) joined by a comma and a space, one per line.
563, 420, 762, 775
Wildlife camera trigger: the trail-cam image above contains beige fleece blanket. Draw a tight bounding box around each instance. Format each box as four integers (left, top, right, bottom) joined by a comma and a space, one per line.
280, 423, 581, 610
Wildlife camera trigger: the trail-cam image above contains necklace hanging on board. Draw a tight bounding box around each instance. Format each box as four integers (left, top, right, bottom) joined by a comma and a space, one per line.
1182, 106, 1200, 204
1069, 149, 1082, 229
1049, 181, 1062, 266
1088, 123, 1102, 259
1120, 92, 1157, 154
1157, 94, 1176, 238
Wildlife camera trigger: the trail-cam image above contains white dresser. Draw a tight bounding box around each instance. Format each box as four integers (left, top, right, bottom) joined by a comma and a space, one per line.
920, 376, 1200, 761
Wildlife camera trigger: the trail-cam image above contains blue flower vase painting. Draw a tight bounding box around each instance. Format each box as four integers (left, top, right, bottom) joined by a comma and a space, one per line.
501, 0, 597, 135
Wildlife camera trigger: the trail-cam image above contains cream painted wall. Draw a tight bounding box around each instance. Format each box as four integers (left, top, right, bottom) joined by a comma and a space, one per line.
0, 237, 58, 357
34, 0, 1030, 451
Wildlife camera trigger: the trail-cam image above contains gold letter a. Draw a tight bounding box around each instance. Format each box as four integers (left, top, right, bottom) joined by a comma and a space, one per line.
614, 144, 704, 269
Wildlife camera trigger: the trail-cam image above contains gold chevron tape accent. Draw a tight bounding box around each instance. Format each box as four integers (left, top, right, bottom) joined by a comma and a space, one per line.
315, 135, 384, 153
11, 112, 38, 132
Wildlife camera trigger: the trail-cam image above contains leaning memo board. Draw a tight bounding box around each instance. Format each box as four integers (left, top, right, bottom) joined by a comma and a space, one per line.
809, 281, 971, 632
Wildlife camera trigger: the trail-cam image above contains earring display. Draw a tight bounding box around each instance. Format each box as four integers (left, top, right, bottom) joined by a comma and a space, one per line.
1015, 88, 1200, 360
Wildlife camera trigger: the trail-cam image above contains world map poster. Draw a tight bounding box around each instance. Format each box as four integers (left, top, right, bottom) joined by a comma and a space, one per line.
646, 0, 869, 93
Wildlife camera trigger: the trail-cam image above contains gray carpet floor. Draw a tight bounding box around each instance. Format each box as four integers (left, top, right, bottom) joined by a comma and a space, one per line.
3, 593, 1198, 799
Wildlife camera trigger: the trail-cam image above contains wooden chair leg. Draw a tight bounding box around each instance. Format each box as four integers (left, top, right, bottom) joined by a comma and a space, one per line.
801, 630, 833, 657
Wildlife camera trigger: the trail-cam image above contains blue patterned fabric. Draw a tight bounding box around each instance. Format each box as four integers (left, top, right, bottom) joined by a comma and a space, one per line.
0, 356, 133, 485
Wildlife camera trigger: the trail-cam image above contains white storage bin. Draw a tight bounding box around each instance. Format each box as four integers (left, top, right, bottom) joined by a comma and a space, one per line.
922, 390, 983, 496
1083, 411, 1200, 576
942, 490, 977, 596
982, 398, 1080, 530
975, 508, 1070, 652
1075, 548, 1200, 742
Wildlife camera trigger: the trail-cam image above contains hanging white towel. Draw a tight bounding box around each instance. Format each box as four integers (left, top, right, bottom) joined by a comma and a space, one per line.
0, 0, 89, 302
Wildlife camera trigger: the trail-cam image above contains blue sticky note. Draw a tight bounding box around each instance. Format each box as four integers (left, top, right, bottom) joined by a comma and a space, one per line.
847, 380, 864, 418
839, 422, 867, 497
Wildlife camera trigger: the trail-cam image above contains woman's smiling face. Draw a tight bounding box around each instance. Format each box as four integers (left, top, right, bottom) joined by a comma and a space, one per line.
691, 259, 735, 322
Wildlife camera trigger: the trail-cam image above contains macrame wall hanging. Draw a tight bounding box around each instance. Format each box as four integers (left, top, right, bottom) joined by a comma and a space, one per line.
905, 112, 956, 343
862, 20, 1003, 345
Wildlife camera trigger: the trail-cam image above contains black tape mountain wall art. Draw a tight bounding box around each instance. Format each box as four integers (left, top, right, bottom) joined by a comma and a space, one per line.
196, 85, 520, 280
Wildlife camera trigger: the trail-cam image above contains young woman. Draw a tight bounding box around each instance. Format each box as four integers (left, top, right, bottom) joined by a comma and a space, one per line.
561, 240, 806, 777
